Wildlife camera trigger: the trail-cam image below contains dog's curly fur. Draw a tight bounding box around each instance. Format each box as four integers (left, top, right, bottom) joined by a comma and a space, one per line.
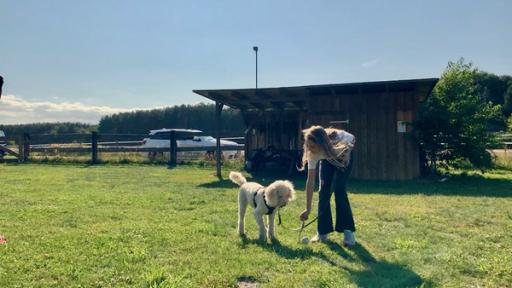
229, 171, 296, 241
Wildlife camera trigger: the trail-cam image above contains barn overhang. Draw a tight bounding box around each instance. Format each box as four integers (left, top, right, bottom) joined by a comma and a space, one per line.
193, 78, 438, 112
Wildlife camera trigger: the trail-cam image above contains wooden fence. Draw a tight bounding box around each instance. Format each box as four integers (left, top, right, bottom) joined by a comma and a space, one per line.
2, 132, 244, 168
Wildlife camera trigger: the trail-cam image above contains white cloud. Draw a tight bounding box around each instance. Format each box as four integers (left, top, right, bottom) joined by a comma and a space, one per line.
0, 95, 142, 124
361, 59, 380, 68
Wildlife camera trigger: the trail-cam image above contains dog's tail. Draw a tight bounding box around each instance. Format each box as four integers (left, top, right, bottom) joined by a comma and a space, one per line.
229, 171, 247, 186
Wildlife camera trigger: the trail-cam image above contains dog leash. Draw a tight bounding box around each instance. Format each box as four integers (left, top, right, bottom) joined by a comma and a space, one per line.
290, 210, 326, 242
278, 212, 321, 242
296, 214, 319, 235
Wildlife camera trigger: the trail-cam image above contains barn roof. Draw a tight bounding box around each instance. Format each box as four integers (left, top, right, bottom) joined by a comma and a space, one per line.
193, 78, 438, 111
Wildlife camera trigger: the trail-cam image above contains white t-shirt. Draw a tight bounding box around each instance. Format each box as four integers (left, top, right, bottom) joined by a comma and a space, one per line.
307, 130, 355, 170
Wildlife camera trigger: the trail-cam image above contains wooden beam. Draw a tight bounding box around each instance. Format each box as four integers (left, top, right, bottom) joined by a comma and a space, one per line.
0, 145, 20, 159
209, 91, 249, 110
270, 101, 284, 110
255, 89, 271, 99
292, 101, 304, 110
232, 91, 250, 101
208, 89, 306, 111
249, 102, 266, 110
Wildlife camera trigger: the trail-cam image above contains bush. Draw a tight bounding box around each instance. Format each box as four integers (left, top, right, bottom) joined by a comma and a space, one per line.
416, 59, 502, 171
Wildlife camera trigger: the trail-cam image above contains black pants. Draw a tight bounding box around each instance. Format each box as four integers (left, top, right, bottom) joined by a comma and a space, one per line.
317, 159, 355, 234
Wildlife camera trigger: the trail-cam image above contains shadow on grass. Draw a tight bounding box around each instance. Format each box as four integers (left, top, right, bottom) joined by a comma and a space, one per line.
325, 242, 431, 288
238, 235, 348, 267
238, 235, 429, 287
197, 174, 281, 189
205, 169, 512, 198
197, 179, 236, 189
349, 173, 512, 197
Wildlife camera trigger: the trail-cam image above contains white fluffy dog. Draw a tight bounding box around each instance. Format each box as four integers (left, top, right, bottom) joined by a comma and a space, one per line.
229, 171, 296, 241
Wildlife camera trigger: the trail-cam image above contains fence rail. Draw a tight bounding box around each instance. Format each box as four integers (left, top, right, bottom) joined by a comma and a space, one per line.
29, 145, 244, 153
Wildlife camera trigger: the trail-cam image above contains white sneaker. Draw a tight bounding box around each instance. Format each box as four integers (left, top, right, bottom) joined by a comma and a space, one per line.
310, 233, 328, 243
343, 230, 356, 247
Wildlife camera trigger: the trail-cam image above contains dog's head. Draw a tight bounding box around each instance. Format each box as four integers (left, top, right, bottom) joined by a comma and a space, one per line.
264, 180, 296, 208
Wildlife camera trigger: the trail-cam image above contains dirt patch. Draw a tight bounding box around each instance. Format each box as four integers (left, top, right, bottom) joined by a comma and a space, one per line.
237, 276, 259, 288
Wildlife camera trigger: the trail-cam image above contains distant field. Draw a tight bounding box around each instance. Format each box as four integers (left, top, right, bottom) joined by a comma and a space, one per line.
491, 149, 512, 168
0, 164, 511, 287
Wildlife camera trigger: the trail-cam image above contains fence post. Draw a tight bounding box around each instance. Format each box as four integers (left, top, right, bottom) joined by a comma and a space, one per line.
17, 136, 23, 162
91, 132, 98, 164
168, 130, 177, 167
23, 133, 30, 161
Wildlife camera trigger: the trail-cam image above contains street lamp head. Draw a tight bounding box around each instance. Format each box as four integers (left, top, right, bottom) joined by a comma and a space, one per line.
253, 46, 258, 52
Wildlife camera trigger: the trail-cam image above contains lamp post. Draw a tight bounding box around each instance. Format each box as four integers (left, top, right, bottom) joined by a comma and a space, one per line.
253, 46, 258, 90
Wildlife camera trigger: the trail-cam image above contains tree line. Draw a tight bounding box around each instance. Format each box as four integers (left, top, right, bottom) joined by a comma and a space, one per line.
0, 103, 245, 137
97, 103, 244, 135
0, 122, 96, 137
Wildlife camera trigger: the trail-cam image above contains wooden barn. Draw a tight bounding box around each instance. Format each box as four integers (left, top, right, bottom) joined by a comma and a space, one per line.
193, 78, 438, 180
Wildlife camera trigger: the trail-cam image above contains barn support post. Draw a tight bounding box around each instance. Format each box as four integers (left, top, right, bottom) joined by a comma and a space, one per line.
91, 132, 98, 164
168, 130, 177, 167
215, 102, 224, 179
241, 110, 250, 166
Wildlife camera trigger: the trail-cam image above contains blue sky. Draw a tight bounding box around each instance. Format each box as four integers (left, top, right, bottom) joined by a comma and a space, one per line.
1, 0, 510, 123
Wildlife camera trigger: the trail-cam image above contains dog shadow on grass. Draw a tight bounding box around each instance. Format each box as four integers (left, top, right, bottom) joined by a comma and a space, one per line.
197, 175, 276, 189
238, 235, 353, 267
197, 175, 304, 190
197, 179, 235, 189
324, 241, 431, 287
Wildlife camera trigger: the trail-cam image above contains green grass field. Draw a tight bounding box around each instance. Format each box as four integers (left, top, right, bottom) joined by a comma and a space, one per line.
0, 164, 511, 287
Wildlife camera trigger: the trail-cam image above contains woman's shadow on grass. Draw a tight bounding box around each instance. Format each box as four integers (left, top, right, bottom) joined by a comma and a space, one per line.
325, 241, 430, 287
239, 235, 429, 287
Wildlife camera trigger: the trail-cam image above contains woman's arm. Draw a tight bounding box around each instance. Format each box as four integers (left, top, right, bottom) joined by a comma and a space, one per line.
300, 169, 316, 221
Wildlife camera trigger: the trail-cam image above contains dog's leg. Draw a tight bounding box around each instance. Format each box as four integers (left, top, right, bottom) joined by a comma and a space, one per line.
238, 190, 248, 235
253, 211, 266, 241
268, 212, 276, 240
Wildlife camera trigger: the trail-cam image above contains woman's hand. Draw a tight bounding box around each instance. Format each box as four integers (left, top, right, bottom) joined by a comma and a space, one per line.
300, 209, 311, 221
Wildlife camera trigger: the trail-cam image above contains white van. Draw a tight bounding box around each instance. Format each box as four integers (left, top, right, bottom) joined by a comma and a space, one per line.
141, 128, 242, 158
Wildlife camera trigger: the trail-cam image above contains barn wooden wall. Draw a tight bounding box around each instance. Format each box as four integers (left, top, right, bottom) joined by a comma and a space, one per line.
242, 88, 426, 180
307, 90, 422, 180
